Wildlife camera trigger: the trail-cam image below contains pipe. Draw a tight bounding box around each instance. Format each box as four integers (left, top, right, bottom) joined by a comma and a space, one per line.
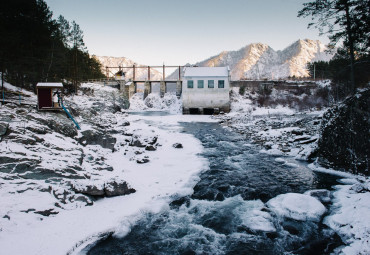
60, 101, 81, 130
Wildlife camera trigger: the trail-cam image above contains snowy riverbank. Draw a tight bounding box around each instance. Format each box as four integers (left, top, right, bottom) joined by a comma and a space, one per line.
0, 83, 215, 254
215, 88, 370, 255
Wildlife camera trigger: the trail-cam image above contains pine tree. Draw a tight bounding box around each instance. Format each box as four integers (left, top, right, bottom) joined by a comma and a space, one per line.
298, 0, 370, 93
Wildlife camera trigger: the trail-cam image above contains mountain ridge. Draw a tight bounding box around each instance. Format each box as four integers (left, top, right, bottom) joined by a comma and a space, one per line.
95, 39, 333, 80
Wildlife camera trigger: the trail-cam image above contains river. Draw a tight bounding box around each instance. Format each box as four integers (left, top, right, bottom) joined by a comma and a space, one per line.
87, 114, 342, 255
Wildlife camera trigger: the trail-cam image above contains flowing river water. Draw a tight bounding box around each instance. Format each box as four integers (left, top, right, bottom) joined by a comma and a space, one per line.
87, 114, 342, 255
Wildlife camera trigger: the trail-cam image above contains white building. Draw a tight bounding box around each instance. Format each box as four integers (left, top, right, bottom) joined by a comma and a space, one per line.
182, 66, 230, 114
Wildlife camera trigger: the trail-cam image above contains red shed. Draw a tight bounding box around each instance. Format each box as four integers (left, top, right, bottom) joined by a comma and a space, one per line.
36, 82, 63, 110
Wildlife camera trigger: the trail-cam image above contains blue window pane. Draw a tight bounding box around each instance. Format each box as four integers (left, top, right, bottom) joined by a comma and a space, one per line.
208, 80, 214, 88
218, 80, 225, 88
187, 80, 193, 88
198, 80, 204, 88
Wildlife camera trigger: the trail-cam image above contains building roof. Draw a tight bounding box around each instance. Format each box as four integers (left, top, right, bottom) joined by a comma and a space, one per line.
36, 82, 63, 88
183, 67, 229, 77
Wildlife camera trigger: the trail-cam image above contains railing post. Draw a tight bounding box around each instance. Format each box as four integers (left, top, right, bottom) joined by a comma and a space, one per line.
133, 65, 136, 81
163, 64, 165, 81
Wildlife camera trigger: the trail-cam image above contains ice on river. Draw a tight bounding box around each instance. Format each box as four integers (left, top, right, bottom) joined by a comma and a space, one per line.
266, 193, 326, 222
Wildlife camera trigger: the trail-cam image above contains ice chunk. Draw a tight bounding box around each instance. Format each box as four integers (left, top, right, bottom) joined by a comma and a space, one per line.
266, 193, 326, 222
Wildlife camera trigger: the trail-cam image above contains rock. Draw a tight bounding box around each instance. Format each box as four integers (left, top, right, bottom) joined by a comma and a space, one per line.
121, 120, 130, 126
74, 195, 94, 206
73, 184, 105, 196
73, 179, 136, 198
291, 129, 304, 135
137, 158, 150, 164
79, 129, 116, 151
349, 183, 370, 193
173, 143, 183, 149
104, 180, 136, 197
0, 121, 9, 136
145, 145, 157, 151
266, 193, 326, 222
304, 189, 331, 203
34, 209, 59, 216
26, 126, 49, 134
317, 88, 370, 175
129, 130, 158, 147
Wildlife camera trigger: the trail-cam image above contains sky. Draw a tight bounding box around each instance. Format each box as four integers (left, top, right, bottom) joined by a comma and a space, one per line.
44, 0, 329, 66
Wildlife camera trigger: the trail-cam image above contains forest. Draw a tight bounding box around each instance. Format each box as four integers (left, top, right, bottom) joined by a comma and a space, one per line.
0, 0, 105, 92
301, 0, 370, 99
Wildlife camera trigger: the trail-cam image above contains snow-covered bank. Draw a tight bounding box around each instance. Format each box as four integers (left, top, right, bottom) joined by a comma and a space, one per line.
0, 83, 214, 255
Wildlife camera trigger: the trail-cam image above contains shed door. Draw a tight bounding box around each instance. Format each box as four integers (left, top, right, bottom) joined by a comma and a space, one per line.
38, 88, 52, 108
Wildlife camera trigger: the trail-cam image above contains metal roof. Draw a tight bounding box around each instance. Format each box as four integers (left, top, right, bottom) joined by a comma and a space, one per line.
36, 82, 63, 88
183, 67, 229, 77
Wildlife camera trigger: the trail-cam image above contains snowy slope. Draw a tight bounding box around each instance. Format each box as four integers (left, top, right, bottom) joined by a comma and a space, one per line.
94, 55, 162, 80
197, 39, 333, 80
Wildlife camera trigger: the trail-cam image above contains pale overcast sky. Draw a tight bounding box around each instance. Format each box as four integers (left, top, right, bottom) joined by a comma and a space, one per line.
44, 0, 328, 65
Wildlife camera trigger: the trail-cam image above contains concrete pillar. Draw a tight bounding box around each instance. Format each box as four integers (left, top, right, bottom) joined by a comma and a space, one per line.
123, 82, 130, 99
176, 81, 182, 97
119, 81, 125, 92
144, 81, 151, 99
198, 108, 204, 115
183, 107, 189, 114
160, 81, 166, 98
128, 82, 135, 98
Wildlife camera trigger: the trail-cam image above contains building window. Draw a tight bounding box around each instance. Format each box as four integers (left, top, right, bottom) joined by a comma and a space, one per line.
218, 80, 225, 88
208, 80, 214, 88
187, 80, 193, 88
197, 80, 204, 88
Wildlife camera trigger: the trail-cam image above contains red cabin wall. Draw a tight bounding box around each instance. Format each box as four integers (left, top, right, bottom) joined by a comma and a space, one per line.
37, 88, 52, 109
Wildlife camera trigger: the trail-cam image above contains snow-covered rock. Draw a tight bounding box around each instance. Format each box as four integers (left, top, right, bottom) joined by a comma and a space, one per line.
266, 193, 326, 222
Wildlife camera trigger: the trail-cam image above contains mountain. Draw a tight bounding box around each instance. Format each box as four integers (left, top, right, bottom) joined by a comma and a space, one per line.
97, 39, 333, 81
196, 39, 333, 80
94, 56, 163, 80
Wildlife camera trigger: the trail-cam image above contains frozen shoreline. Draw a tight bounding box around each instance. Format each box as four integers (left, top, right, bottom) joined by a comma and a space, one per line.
0, 111, 217, 255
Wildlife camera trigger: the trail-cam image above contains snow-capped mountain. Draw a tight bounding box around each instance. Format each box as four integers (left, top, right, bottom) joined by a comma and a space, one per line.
94, 56, 162, 80
97, 39, 333, 81
197, 39, 333, 80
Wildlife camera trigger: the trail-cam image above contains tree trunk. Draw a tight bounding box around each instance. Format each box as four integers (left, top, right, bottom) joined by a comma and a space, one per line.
344, 0, 356, 94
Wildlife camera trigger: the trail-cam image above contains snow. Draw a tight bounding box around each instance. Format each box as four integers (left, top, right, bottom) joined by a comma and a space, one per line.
266, 193, 326, 222
129, 92, 182, 114
324, 179, 370, 255
36, 82, 63, 88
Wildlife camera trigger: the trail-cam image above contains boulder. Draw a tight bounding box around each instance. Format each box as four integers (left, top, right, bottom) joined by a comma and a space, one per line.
79, 129, 116, 151
316, 88, 370, 175
266, 193, 326, 222
129, 130, 158, 148
145, 145, 157, 151
104, 180, 136, 197
72, 179, 136, 198
0, 121, 9, 136
173, 143, 183, 149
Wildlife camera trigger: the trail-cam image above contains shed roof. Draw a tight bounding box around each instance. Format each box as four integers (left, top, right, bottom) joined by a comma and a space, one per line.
183, 67, 229, 77
36, 82, 63, 88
